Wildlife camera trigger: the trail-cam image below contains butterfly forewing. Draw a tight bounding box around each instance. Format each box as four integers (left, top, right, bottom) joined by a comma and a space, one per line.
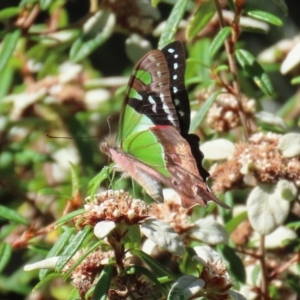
162, 42, 191, 135
117, 48, 182, 144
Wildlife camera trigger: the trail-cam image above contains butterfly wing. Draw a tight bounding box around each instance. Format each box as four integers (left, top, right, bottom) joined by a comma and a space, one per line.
117, 46, 181, 145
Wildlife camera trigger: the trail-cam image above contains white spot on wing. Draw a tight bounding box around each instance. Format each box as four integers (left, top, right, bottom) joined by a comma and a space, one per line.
162, 102, 176, 125
148, 95, 155, 104
168, 48, 175, 53
174, 63, 178, 69
157, 71, 162, 77
149, 95, 157, 113
173, 87, 178, 94
174, 54, 179, 59
173, 74, 178, 80
149, 55, 156, 62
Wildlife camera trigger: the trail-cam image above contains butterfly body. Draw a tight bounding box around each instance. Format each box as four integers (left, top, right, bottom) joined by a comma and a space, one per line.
100, 41, 228, 209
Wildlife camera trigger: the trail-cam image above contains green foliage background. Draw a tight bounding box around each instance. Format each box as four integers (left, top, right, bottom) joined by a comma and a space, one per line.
0, 0, 299, 300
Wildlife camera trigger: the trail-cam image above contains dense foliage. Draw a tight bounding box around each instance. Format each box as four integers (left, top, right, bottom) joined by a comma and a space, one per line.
0, 0, 299, 300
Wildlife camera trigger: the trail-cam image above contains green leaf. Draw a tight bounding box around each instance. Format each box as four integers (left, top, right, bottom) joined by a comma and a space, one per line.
218, 245, 246, 283
92, 264, 113, 300
226, 0, 235, 11
56, 208, 86, 227
247, 10, 283, 26
33, 273, 62, 291
0, 64, 14, 101
123, 266, 166, 295
70, 10, 115, 62
39, 227, 76, 280
287, 273, 300, 295
88, 166, 112, 200
0, 204, 29, 225
0, 242, 12, 273
63, 240, 104, 279
67, 288, 80, 300
0, 28, 21, 72
69, 162, 80, 197
209, 26, 231, 57
40, 0, 52, 10
186, 1, 215, 40
56, 226, 92, 271
158, 0, 188, 49
0, 7, 21, 21
236, 49, 274, 96
189, 90, 219, 132
225, 211, 247, 234
272, 0, 288, 14
131, 249, 176, 280
151, 0, 161, 6
291, 76, 300, 85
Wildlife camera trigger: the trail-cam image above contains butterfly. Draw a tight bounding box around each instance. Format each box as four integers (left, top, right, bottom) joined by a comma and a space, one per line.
100, 41, 229, 209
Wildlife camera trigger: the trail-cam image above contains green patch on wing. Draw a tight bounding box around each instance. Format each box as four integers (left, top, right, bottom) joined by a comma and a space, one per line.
117, 106, 154, 145
135, 69, 152, 85
128, 87, 142, 100
122, 129, 170, 178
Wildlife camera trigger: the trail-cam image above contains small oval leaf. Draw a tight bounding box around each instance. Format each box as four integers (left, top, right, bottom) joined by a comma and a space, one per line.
0, 28, 21, 72
168, 275, 204, 300
209, 26, 231, 57
236, 49, 274, 96
190, 218, 229, 244
158, 0, 188, 49
92, 264, 113, 300
247, 10, 283, 26
141, 218, 185, 256
94, 221, 116, 239
0, 204, 29, 225
201, 139, 236, 160
247, 183, 290, 235
278, 133, 300, 158
70, 10, 115, 62
0, 242, 12, 273
190, 90, 219, 132
186, 1, 215, 40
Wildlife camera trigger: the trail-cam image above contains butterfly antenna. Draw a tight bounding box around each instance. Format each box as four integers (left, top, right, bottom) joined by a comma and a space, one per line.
45, 133, 99, 139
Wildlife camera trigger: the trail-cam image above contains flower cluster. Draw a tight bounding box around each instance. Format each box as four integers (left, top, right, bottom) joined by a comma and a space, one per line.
150, 196, 192, 234
102, 0, 160, 34
108, 273, 154, 300
74, 190, 149, 228
197, 91, 256, 132
210, 132, 300, 193
63, 249, 114, 298
195, 246, 235, 300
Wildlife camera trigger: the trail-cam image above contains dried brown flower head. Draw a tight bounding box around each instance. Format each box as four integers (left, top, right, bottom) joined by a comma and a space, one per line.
200, 260, 234, 300
197, 91, 255, 132
63, 249, 114, 298
211, 132, 300, 193
108, 273, 154, 299
150, 194, 192, 234
74, 190, 149, 228
102, 0, 160, 35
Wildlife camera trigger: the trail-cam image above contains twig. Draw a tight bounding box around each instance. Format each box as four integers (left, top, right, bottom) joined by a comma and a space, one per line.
259, 235, 269, 300
212, 0, 250, 139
